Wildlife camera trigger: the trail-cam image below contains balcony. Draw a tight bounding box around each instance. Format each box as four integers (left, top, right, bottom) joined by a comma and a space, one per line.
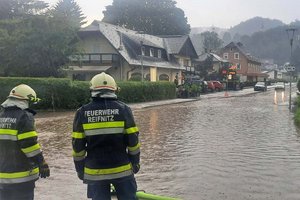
69, 53, 120, 67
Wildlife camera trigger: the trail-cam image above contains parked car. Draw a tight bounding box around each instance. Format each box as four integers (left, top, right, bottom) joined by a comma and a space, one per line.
254, 82, 267, 91
274, 82, 285, 91
212, 81, 224, 91
206, 81, 215, 92
200, 81, 208, 93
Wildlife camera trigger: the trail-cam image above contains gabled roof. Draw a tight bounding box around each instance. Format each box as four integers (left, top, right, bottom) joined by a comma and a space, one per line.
196, 52, 228, 62
163, 35, 189, 54
223, 42, 261, 63
163, 35, 198, 58
79, 21, 199, 69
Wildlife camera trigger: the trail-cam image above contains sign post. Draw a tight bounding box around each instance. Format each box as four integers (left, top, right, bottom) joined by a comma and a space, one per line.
285, 64, 295, 110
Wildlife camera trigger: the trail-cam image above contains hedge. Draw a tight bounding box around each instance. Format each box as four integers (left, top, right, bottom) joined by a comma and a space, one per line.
0, 78, 176, 110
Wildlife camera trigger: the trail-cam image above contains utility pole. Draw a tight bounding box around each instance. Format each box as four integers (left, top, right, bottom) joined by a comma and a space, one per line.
286, 27, 297, 111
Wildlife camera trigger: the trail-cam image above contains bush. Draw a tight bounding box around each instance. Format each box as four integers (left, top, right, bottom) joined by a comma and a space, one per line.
0, 78, 176, 110
294, 97, 300, 126
297, 80, 300, 91
117, 81, 176, 103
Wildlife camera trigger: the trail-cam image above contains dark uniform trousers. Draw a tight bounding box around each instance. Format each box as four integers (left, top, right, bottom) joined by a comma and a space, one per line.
87, 176, 137, 200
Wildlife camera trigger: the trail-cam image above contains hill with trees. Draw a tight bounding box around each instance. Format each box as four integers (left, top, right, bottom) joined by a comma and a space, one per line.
240, 20, 300, 67
229, 17, 285, 36
191, 17, 300, 69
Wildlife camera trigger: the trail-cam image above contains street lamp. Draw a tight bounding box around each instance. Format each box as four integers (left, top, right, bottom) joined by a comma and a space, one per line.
140, 40, 144, 82
286, 27, 298, 111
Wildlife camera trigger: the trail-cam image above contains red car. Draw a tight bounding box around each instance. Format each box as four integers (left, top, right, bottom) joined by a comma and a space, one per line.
212, 81, 224, 91
206, 81, 215, 92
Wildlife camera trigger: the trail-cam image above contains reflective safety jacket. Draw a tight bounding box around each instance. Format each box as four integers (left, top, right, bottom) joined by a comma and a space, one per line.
72, 98, 140, 182
0, 106, 44, 185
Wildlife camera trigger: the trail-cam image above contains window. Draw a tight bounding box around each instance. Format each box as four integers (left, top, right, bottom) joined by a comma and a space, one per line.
145, 74, 150, 81
130, 72, 142, 81
223, 53, 228, 59
236, 63, 241, 70
184, 59, 189, 66
234, 52, 239, 59
150, 48, 154, 57
159, 74, 169, 81
158, 50, 162, 58
141, 46, 145, 56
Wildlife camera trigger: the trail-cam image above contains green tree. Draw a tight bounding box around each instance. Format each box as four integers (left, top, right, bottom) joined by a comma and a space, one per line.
194, 55, 213, 79
50, 0, 86, 28
239, 24, 300, 66
0, 15, 79, 77
0, 0, 48, 19
102, 0, 190, 35
0, 0, 83, 77
201, 31, 223, 52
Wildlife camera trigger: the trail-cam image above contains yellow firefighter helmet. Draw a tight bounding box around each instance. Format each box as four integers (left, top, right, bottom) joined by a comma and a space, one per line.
90, 72, 117, 91
8, 84, 40, 103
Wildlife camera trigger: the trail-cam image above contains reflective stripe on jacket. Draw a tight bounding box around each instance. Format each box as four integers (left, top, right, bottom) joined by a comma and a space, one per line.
0, 106, 44, 185
72, 98, 140, 182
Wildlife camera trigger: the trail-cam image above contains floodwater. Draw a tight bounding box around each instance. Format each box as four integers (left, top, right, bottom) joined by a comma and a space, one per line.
35, 89, 300, 200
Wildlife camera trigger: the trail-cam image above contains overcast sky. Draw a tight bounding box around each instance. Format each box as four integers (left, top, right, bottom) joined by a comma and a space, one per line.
45, 0, 300, 28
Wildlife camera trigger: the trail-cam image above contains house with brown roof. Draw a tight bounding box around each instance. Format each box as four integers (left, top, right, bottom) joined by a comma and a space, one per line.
217, 42, 268, 82
66, 21, 198, 84
194, 52, 229, 80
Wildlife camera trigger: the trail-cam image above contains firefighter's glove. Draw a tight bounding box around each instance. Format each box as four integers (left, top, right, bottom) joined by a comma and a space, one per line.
132, 163, 140, 174
39, 161, 50, 178
77, 171, 84, 180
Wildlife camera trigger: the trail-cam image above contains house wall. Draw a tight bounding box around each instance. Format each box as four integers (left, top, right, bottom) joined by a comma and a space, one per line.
79, 33, 117, 54
246, 61, 262, 74
267, 71, 275, 79
72, 31, 189, 83
219, 44, 262, 81
220, 46, 248, 74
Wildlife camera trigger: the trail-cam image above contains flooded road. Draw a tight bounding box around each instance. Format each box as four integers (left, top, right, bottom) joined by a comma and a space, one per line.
35, 88, 300, 200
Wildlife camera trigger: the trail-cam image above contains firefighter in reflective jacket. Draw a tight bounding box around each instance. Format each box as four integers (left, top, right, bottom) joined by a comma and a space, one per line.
0, 84, 50, 200
72, 72, 140, 200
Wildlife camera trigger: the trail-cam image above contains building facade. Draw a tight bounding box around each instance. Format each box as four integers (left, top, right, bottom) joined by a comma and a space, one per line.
66, 21, 198, 84
218, 42, 268, 82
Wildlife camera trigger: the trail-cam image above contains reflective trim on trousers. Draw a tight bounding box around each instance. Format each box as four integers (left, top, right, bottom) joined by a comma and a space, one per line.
84, 170, 133, 181
84, 128, 124, 136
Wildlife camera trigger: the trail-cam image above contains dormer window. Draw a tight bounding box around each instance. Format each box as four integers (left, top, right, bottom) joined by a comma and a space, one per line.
158, 50, 162, 58
150, 48, 154, 57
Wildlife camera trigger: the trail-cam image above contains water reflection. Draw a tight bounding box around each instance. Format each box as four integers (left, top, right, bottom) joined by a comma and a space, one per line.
274, 90, 285, 105
34, 91, 300, 200
135, 92, 300, 200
